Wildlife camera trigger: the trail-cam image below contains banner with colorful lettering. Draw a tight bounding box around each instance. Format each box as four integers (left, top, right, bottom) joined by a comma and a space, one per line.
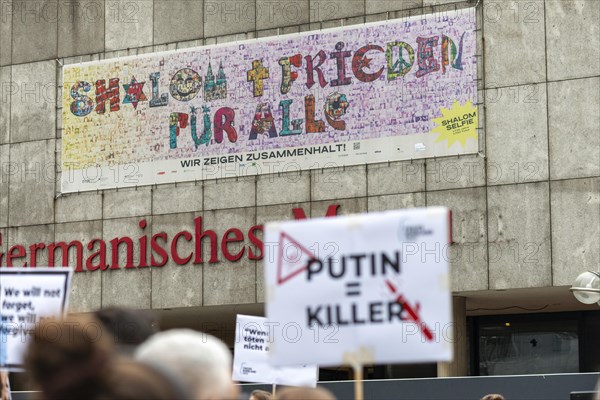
62, 8, 477, 193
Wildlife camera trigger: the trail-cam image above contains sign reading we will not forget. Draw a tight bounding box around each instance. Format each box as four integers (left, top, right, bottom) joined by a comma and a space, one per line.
264, 208, 452, 367
0, 268, 73, 371
232, 315, 318, 387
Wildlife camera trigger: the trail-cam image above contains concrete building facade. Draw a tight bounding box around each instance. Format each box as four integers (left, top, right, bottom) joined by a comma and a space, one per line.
0, 0, 599, 380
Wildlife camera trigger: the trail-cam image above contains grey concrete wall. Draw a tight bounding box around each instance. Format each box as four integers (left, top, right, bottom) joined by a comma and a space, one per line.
0, 0, 598, 313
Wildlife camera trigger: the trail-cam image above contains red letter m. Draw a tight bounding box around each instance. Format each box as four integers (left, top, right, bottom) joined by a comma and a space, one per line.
292, 204, 340, 220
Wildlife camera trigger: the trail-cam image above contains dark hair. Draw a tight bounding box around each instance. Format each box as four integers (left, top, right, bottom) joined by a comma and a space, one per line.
94, 307, 157, 346
251, 389, 273, 400
25, 315, 113, 399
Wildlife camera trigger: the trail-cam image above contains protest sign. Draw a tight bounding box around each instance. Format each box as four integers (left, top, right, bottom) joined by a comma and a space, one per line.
264, 207, 452, 367
232, 314, 318, 387
0, 268, 73, 371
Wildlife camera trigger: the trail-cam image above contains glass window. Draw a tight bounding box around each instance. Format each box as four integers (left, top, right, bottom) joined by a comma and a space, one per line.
476, 315, 579, 376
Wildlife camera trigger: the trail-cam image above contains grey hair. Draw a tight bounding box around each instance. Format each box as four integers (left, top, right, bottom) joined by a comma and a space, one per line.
135, 329, 233, 400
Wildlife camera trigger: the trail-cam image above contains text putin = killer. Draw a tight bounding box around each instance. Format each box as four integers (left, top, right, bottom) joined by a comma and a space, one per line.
303, 249, 435, 342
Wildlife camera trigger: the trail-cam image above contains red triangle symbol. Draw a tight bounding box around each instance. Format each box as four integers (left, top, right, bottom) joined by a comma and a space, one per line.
276, 231, 318, 285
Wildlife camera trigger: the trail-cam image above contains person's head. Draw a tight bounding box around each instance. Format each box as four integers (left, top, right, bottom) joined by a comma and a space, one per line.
108, 359, 190, 400
135, 329, 238, 400
274, 387, 336, 400
250, 389, 272, 400
93, 307, 157, 354
25, 315, 188, 400
25, 314, 113, 399
481, 395, 505, 400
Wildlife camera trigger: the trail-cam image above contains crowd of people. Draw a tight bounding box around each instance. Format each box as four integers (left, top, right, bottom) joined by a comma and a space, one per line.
2, 307, 338, 400
0, 307, 517, 399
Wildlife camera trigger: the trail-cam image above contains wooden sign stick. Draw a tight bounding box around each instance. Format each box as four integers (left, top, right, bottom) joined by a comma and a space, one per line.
352, 362, 364, 400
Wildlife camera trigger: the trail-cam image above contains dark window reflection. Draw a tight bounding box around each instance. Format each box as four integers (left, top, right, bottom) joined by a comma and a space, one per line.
477, 316, 578, 375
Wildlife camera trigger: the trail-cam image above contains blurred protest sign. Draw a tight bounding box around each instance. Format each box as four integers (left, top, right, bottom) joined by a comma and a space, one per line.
232, 314, 318, 387
264, 207, 453, 368
0, 268, 73, 371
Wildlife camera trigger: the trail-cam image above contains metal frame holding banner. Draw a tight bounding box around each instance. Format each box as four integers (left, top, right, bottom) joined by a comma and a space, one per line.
62, 8, 478, 193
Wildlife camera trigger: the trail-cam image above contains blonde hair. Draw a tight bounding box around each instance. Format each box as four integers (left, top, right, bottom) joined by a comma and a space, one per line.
250, 389, 273, 400
275, 387, 337, 400
481, 395, 505, 400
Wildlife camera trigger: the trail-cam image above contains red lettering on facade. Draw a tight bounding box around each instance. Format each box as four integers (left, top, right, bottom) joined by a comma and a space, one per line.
48, 241, 83, 272
292, 204, 340, 220
0, 204, 342, 272
172, 231, 194, 265
221, 228, 245, 262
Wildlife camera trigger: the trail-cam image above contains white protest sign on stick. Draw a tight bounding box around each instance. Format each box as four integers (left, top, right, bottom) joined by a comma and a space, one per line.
0, 268, 73, 371
264, 207, 453, 368
232, 314, 318, 388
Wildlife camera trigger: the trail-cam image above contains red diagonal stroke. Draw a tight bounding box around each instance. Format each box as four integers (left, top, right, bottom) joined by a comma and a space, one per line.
385, 280, 434, 342
276, 231, 318, 285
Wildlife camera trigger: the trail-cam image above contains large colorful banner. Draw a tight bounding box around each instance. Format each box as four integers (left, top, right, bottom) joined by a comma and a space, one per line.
62, 8, 477, 193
